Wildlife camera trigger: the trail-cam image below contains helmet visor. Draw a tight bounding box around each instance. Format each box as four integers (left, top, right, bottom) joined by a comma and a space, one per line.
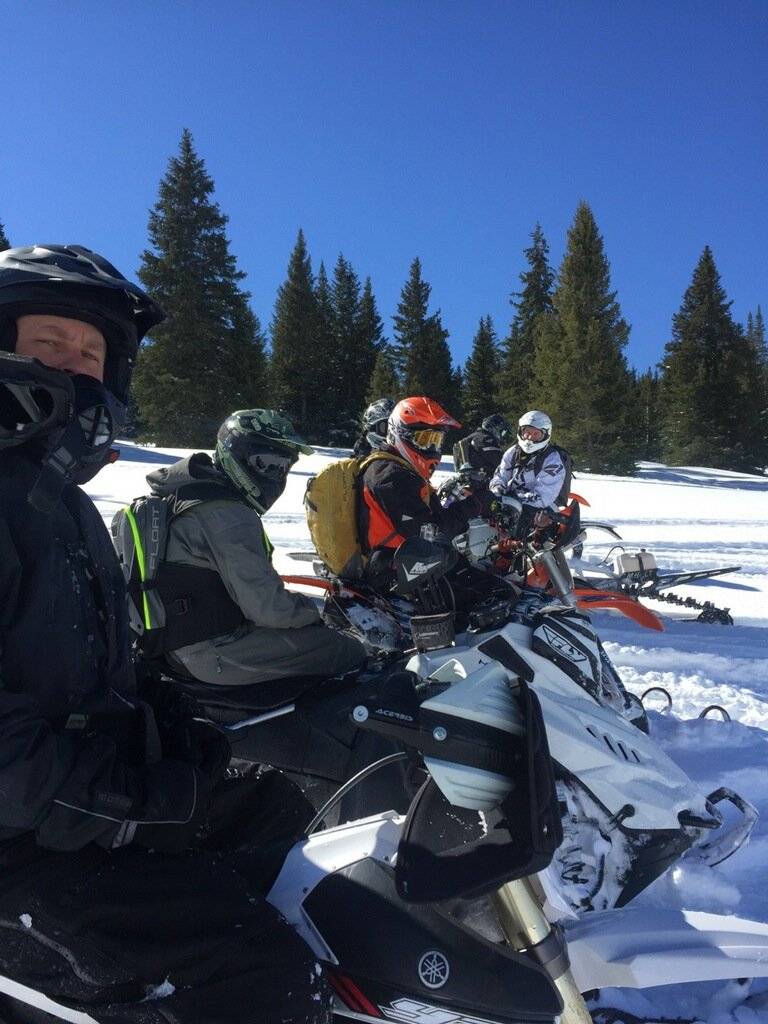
518, 425, 547, 443
246, 451, 294, 479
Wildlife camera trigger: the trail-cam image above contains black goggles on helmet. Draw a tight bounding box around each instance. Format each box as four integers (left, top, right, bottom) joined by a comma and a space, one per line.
0, 352, 74, 449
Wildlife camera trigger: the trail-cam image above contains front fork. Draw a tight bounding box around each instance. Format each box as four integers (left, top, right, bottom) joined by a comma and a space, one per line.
493, 876, 592, 1024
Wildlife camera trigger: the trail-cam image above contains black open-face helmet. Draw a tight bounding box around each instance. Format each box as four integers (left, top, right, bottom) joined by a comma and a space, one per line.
481, 413, 513, 447
0, 244, 165, 404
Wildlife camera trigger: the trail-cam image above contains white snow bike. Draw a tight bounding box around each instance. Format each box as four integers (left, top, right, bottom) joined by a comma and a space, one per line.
2, 539, 765, 1024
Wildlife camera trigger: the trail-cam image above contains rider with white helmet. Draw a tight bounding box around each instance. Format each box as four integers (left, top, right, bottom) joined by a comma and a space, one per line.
490, 410, 571, 524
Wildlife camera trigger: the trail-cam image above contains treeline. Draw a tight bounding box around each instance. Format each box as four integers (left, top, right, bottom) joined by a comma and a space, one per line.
2, 132, 765, 473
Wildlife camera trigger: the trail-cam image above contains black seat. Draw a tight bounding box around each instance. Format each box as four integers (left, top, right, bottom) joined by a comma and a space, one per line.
166, 673, 334, 713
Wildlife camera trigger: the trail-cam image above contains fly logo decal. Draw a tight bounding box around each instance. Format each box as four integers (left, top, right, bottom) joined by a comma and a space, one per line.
541, 624, 588, 663
417, 950, 450, 989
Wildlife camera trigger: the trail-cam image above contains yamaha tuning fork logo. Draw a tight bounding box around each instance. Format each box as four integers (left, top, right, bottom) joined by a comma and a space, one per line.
417, 950, 450, 988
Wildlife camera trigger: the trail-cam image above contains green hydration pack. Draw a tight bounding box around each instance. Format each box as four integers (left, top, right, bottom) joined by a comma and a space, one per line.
305, 450, 411, 578
111, 487, 251, 659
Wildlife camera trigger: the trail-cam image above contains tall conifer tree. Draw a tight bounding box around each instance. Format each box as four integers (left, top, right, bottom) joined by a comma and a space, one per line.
269, 229, 321, 436
635, 369, 662, 461
749, 306, 768, 467
357, 277, 385, 353
312, 262, 338, 439
497, 224, 554, 418
0, 219, 9, 249
133, 130, 266, 445
392, 258, 458, 413
463, 316, 501, 426
365, 346, 400, 405
327, 256, 379, 440
533, 202, 635, 473
660, 248, 764, 469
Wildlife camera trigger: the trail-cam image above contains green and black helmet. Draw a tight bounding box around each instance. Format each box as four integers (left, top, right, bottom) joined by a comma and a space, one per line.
214, 408, 313, 513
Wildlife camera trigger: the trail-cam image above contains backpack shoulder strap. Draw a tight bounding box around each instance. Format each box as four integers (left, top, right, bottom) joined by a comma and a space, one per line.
358, 450, 422, 477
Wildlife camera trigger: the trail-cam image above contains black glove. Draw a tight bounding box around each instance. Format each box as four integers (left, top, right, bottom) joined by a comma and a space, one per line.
127, 729, 230, 856
129, 762, 212, 855
162, 717, 232, 779
472, 487, 497, 518
122, 716, 231, 855
456, 492, 483, 520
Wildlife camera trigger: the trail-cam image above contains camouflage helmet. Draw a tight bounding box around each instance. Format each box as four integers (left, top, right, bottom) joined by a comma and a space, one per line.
214, 408, 313, 513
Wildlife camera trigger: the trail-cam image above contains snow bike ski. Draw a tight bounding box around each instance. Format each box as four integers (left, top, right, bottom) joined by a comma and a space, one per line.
570, 546, 741, 626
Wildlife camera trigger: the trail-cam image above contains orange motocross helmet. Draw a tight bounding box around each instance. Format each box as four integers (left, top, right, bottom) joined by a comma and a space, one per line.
387, 396, 461, 478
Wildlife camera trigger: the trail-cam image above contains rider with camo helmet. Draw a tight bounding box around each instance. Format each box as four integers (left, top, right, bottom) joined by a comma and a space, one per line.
143, 408, 366, 689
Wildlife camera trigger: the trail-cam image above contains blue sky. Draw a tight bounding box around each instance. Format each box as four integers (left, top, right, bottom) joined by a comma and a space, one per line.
2, 1, 766, 374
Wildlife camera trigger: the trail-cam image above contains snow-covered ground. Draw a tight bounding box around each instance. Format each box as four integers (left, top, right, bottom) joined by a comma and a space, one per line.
90, 443, 768, 1022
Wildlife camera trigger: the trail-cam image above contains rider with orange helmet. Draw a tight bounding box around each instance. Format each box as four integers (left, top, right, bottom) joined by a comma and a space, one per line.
357, 397, 511, 616
357, 396, 483, 562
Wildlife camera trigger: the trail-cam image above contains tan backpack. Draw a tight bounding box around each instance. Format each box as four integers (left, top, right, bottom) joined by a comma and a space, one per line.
304, 450, 410, 577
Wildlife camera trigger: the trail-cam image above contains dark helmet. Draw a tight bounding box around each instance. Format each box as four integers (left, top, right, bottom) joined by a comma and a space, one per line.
361, 397, 395, 450
214, 408, 313, 514
480, 413, 513, 447
0, 244, 165, 404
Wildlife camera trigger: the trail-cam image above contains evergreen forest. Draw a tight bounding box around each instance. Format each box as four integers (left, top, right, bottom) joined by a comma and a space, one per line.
2, 133, 765, 474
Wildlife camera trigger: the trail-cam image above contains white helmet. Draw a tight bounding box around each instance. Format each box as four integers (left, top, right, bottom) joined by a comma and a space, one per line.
517, 410, 552, 454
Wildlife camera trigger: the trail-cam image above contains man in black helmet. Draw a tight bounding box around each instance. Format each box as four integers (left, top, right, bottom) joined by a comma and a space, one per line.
0, 245, 329, 1024
352, 396, 395, 457
452, 413, 513, 482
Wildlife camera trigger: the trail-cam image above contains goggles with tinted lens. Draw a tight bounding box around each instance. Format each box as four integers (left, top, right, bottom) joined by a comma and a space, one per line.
247, 451, 293, 478
518, 425, 547, 442
409, 428, 445, 452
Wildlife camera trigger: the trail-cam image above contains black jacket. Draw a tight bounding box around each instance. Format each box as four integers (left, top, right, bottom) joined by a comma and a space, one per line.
453, 429, 503, 480
358, 453, 479, 553
0, 451, 202, 853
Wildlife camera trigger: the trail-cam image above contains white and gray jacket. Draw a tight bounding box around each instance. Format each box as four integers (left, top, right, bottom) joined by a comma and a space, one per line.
489, 444, 566, 512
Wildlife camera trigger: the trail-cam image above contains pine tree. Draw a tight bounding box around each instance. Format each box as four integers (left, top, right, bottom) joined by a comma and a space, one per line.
660, 248, 764, 470
327, 256, 379, 442
497, 224, 554, 418
313, 261, 337, 440
269, 229, 321, 436
365, 346, 401, 405
635, 369, 662, 461
0, 219, 9, 250
357, 277, 385, 353
133, 130, 266, 446
744, 305, 768, 468
462, 316, 501, 426
392, 258, 458, 414
533, 202, 636, 473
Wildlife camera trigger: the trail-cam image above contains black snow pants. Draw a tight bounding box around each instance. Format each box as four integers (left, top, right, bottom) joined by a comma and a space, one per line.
0, 769, 330, 1024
